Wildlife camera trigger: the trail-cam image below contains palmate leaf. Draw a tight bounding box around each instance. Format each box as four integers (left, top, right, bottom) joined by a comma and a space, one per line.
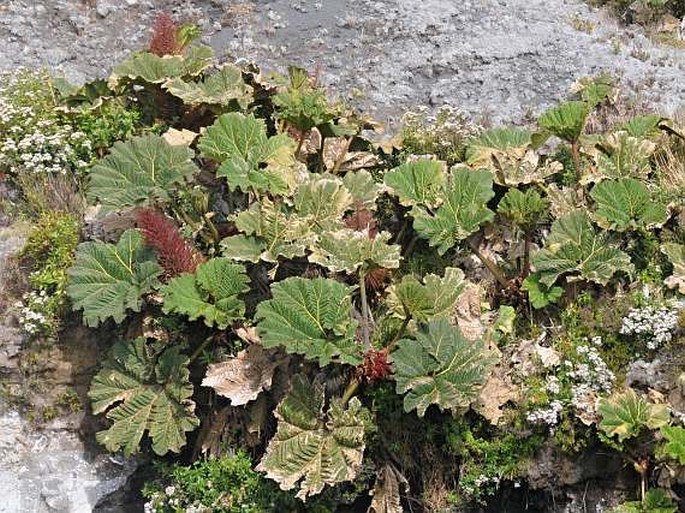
598, 389, 670, 442
163, 65, 252, 108
590, 178, 668, 231
522, 274, 564, 309
392, 319, 496, 417
197, 112, 298, 195
619, 114, 662, 138
160, 258, 249, 329
538, 101, 590, 142
587, 131, 656, 183
342, 170, 383, 210
293, 174, 353, 232
384, 159, 446, 208
67, 229, 162, 327
466, 127, 532, 159
662, 243, 685, 294
660, 426, 685, 465
224, 198, 314, 263
88, 338, 199, 456
309, 229, 401, 274
411, 168, 495, 255
108, 45, 214, 88
386, 267, 466, 323
256, 375, 370, 500
87, 134, 198, 212
498, 188, 549, 230
255, 277, 361, 366
532, 210, 633, 287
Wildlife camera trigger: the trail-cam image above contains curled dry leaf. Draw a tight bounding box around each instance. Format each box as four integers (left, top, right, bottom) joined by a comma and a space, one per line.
323, 137, 379, 172
202, 344, 284, 406
473, 366, 520, 425
454, 283, 485, 342
368, 464, 409, 513
235, 326, 260, 344
162, 127, 198, 147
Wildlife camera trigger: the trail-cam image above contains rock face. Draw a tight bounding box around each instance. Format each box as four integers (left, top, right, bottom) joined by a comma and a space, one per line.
0, 223, 137, 512
0, 0, 684, 126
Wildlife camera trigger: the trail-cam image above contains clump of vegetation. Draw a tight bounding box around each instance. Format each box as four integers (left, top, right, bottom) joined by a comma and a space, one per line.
2, 15, 684, 513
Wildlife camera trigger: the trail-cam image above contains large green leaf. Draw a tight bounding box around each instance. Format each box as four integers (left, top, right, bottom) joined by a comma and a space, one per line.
662, 243, 685, 294
386, 267, 466, 323
590, 178, 668, 231
255, 277, 361, 366
466, 127, 532, 160
538, 101, 590, 142
87, 134, 198, 212
163, 65, 252, 108
598, 389, 670, 442
226, 199, 314, 263
256, 375, 370, 500
587, 131, 656, 183
89, 338, 199, 456
532, 210, 633, 287
308, 229, 401, 274
197, 112, 298, 195
384, 159, 446, 208
293, 174, 353, 232
161, 258, 249, 329
411, 168, 495, 254
660, 426, 685, 465
392, 319, 495, 417
108, 46, 214, 88
342, 170, 383, 210
498, 188, 549, 230
67, 230, 162, 327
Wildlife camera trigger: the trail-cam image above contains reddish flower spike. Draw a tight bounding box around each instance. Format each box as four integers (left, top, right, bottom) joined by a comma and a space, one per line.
359, 348, 392, 383
135, 208, 205, 277
149, 12, 180, 57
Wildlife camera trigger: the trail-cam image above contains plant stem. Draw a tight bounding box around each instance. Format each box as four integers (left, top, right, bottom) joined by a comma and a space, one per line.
571, 139, 581, 184
468, 238, 509, 288
295, 129, 307, 159
359, 270, 370, 349
387, 311, 411, 352
522, 229, 532, 278
341, 378, 360, 406
189, 336, 214, 363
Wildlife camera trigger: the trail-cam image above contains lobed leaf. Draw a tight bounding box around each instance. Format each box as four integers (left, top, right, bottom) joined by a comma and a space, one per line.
161, 258, 249, 329
392, 319, 496, 417
384, 159, 446, 208
197, 112, 298, 195
255, 277, 361, 366
532, 210, 633, 287
89, 338, 199, 456
411, 168, 495, 255
598, 389, 670, 442
163, 65, 252, 108
67, 230, 162, 327
87, 134, 198, 212
256, 375, 370, 500
590, 178, 668, 231
386, 267, 466, 323
309, 229, 401, 274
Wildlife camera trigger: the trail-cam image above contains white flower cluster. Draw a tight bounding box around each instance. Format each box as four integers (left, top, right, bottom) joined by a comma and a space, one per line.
526, 399, 563, 426
15, 290, 53, 336
0, 71, 92, 177
143, 487, 211, 513
527, 336, 615, 429
401, 105, 479, 154
460, 474, 502, 497
567, 337, 615, 422
620, 306, 679, 350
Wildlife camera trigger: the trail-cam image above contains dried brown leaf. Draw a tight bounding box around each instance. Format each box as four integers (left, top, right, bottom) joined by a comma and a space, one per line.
473, 367, 519, 425
202, 344, 283, 405
368, 464, 408, 513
